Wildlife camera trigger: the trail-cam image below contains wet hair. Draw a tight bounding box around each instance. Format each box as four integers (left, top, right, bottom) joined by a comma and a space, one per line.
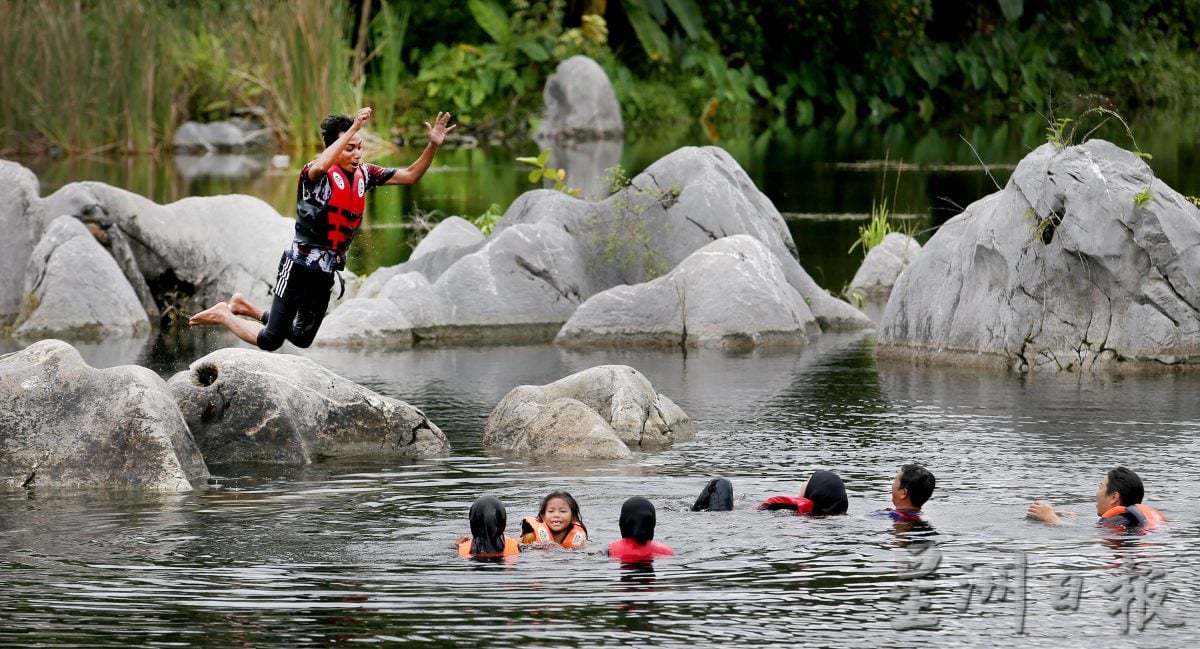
1105, 467, 1144, 506
320, 114, 354, 148
538, 490, 588, 538
692, 477, 734, 512
899, 464, 936, 508
804, 470, 849, 515
619, 497, 657, 545
468, 495, 508, 555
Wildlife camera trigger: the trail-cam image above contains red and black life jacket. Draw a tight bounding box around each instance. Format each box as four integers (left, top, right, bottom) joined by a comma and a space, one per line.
296, 164, 366, 253
1099, 503, 1165, 531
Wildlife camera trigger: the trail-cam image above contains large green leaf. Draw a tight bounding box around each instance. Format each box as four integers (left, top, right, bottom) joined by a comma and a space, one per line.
621, 0, 671, 62
468, 0, 511, 45
663, 0, 708, 41
515, 39, 549, 62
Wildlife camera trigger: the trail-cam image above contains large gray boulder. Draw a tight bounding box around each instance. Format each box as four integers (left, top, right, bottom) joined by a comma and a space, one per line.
0, 339, 208, 490
534, 55, 623, 143
14, 216, 149, 339
0, 161, 45, 326
879, 139, 1200, 371
312, 297, 414, 348
409, 215, 485, 262
41, 182, 293, 314
349, 146, 870, 345
557, 235, 816, 350
483, 365, 695, 457
168, 348, 449, 464
172, 118, 271, 153
545, 139, 623, 200
847, 232, 922, 299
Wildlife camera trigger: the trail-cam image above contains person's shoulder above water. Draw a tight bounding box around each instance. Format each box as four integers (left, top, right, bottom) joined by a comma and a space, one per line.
520, 490, 589, 549
608, 497, 673, 562
1030, 467, 1164, 532
459, 495, 521, 558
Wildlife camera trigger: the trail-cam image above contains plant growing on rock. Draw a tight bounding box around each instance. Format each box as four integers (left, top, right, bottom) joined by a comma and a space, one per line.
473, 203, 503, 236
517, 148, 582, 197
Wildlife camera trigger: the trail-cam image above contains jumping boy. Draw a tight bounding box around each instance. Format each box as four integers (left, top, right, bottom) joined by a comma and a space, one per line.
190, 107, 454, 350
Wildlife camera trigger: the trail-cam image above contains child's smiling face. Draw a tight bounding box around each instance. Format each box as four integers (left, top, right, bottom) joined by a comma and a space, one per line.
543, 497, 573, 533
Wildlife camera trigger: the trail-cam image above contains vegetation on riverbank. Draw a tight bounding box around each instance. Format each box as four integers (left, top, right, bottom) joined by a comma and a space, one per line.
4, 0, 1199, 155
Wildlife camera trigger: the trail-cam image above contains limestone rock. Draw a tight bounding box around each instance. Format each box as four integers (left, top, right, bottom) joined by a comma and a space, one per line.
0, 339, 208, 490
557, 235, 816, 350
879, 139, 1200, 371
534, 55, 623, 143
168, 348, 449, 464
847, 232, 922, 299
41, 181, 293, 313
483, 365, 695, 457
0, 161, 45, 325
15, 216, 149, 339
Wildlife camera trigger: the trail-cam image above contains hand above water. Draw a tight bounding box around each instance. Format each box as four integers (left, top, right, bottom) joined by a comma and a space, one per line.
1027, 500, 1076, 524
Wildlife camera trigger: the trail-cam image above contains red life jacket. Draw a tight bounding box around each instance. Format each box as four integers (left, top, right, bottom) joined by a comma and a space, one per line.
521, 516, 587, 548
607, 538, 674, 562
458, 536, 520, 557
1100, 504, 1165, 531
296, 164, 366, 254
757, 495, 815, 514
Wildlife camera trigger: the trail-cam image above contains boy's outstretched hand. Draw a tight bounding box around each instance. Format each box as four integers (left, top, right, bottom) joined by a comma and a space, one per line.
425, 112, 456, 146
354, 107, 373, 129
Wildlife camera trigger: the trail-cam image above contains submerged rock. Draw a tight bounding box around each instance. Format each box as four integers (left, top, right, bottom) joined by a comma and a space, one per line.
879, 139, 1200, 371
483, 365, 695, 458
0, 339, 208, 490
557, 235, 816, 350
15, 216, 149, 339
534, 55, 624, 143
168, 348, 449, 464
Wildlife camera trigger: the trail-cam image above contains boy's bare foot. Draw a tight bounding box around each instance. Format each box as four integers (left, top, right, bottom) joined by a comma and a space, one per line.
189, 302, 232, 326
229, 293, 259, 319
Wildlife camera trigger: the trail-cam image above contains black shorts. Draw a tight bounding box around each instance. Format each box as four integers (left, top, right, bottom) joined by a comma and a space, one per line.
256, 253, 334, 350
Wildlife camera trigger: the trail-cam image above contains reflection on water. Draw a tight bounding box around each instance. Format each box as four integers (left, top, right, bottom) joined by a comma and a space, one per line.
2, 333, 1199, 646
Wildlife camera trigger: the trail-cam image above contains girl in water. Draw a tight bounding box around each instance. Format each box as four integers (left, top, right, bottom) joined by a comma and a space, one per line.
520, 490, 589, 548
458, 495, 520, 557
757, 469, 849, 515
607, 497, 674, 562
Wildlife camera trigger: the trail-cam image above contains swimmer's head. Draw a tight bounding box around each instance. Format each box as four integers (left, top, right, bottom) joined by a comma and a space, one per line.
893, 464, 936, 509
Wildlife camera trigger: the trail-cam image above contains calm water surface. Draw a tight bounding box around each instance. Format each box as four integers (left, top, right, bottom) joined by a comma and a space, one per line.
2, 331, 1198, 647
4, 115, 1200, 646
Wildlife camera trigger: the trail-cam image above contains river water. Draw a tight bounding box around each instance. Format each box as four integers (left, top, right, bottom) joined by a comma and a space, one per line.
3, 116, 1200, 646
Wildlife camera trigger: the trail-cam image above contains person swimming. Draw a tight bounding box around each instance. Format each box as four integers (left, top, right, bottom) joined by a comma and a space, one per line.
691, 477, 734, 512
458, 495, 520, 557
869, 464, 936, 522
1027, 466, 1165, 532
607, 497, 674, 563
521, 490, 589, 548
758, 470, 849, 515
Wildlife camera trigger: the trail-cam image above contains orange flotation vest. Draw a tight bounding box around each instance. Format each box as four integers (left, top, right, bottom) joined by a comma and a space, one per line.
458, 536, 520, 557
295, 164, 366, 254
607, 538, 674, 562
1099, 503, 1165, 531
521, 516, 587, 548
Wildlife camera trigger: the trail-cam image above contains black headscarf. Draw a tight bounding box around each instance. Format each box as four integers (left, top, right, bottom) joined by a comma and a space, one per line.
804, 470, 849, 515
619, 497, 657, 544
691, 477, 734, 511
469, 495, 508, 555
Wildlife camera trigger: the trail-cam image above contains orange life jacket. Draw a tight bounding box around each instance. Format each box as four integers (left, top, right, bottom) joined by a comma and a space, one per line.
1100, 504, 1165, 530
295, 164, 366, 254
757, 495, 814, 514
458, 536, 520, 557
521, 516, 587, 548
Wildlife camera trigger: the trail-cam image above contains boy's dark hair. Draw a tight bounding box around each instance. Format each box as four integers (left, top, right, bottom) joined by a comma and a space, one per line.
1105, 467, 1144, 506
538, 490, 587, 537
899, 463, 936, 508
320, 114, 353, 147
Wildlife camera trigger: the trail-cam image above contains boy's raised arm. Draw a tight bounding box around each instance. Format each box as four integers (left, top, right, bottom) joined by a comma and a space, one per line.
307, 107, 373, 181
